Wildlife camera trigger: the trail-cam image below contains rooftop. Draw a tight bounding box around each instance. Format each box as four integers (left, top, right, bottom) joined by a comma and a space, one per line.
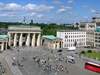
96, 27, 100, 32
0, 35, 8, 41
8, 25, 41, 31
57, 30, 85, 32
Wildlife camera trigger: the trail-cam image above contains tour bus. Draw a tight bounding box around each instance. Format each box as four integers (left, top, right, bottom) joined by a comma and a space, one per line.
85, 62, 100, 73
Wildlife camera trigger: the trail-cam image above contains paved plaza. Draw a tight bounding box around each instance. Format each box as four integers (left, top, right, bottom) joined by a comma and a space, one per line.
13, 47, 100, 75
0, 47, 100, 75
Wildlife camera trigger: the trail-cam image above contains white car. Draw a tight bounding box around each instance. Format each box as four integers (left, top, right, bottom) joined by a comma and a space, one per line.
67, 56, 74, 59
67, 56, 75, 64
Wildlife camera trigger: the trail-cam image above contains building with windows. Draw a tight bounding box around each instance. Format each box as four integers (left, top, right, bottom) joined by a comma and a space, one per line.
79, 22, 96, 31
79, 22, 96, 47
92, 17, 100, 23
57, 30, 86, 48
0, 35, 8, 52
95, 27, 100, 48
42, 35, 63, 49
8, 25, 41, 47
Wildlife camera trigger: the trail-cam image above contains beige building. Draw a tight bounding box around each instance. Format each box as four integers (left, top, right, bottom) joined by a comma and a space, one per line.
79, 22, 96, 47
79, 22, 96, 31
42, 35, 63, 50
8, 25, 41, 47
0, 35, 8, 52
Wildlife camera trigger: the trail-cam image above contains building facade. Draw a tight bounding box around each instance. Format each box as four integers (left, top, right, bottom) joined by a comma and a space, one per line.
57, 30, 86, 48
79, 22, 96, 47
79, 22, 96, 31
8, 26, 41, 47
0, 35, 8, 52
95, 27, 100, 48
42, 35, 63, 50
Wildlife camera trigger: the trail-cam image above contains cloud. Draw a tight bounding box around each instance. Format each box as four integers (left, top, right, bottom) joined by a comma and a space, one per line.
0, 3, 22, 11
57, 6, 72, 13
91, 9, 97, 13
67, 0, 74, 3
65, 6, 72, 9
0, 13, 16, 17
24, 3, 54, 13
58, 8, 66, 12
30, 12, 37, 16
37, 14, 44, 18
0, 2, 54, 13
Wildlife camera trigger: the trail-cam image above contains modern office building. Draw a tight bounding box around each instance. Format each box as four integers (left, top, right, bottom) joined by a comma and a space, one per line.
57, 30, 86, 48
8, 25, 41, 47
42, 35, 63, 49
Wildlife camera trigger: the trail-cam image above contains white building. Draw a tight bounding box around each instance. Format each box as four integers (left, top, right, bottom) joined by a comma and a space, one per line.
57, 30, 86, 48
8, 25, 41, 47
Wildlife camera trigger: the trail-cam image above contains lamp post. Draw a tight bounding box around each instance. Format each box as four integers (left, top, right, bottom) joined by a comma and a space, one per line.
17, 49, 21, 66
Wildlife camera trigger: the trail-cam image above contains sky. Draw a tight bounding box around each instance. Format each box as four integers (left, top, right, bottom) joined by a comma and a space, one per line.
0, 0, 100, 24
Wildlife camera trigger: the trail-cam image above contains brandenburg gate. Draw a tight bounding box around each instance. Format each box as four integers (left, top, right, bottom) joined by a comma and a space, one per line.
8, 26, 41, 47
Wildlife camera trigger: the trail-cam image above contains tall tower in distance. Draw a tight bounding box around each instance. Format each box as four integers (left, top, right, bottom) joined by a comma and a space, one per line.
23, 16, 26, 24
30, 19, 33, 25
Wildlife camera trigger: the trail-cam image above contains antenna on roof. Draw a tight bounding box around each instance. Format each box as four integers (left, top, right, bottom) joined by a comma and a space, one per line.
23, 16, 26, 24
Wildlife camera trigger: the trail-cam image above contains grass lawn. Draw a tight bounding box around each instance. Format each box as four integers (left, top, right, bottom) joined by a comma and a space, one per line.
81, 51, 100, 61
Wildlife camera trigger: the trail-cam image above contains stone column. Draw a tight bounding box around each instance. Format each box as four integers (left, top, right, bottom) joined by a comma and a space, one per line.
6, 42, 7, 50
14, 33, 17, 47
53, 43, 55, 49
57, 42, 60, 49
1, 42, 4, 51
26, 33, 30, 46
37, 33, 41, 46
31, 33, 35, 47
8, 33, 11, 46
19, 33, 23, 46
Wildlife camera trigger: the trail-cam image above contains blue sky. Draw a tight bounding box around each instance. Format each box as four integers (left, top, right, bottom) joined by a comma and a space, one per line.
0, 0, 100, 24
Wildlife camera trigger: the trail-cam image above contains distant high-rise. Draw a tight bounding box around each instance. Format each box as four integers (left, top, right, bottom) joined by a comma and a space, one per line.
92, 17, 100, 23
92, 17, 100, 26
23, 17, 26, 24
30, 19, 33, 25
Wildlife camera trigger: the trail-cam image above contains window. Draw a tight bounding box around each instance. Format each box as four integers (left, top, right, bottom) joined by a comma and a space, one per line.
65, 35, 68, 38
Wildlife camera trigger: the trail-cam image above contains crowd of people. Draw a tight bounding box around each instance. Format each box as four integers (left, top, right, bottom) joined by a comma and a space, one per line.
32, 51, 69, 74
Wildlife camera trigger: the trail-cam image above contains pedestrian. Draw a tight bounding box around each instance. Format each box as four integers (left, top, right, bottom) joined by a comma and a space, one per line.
65, 67, 69, 73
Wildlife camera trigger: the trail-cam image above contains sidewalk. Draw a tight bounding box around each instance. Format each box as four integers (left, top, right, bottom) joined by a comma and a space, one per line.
0, 49, 23, 75
5, 55, 23, 75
